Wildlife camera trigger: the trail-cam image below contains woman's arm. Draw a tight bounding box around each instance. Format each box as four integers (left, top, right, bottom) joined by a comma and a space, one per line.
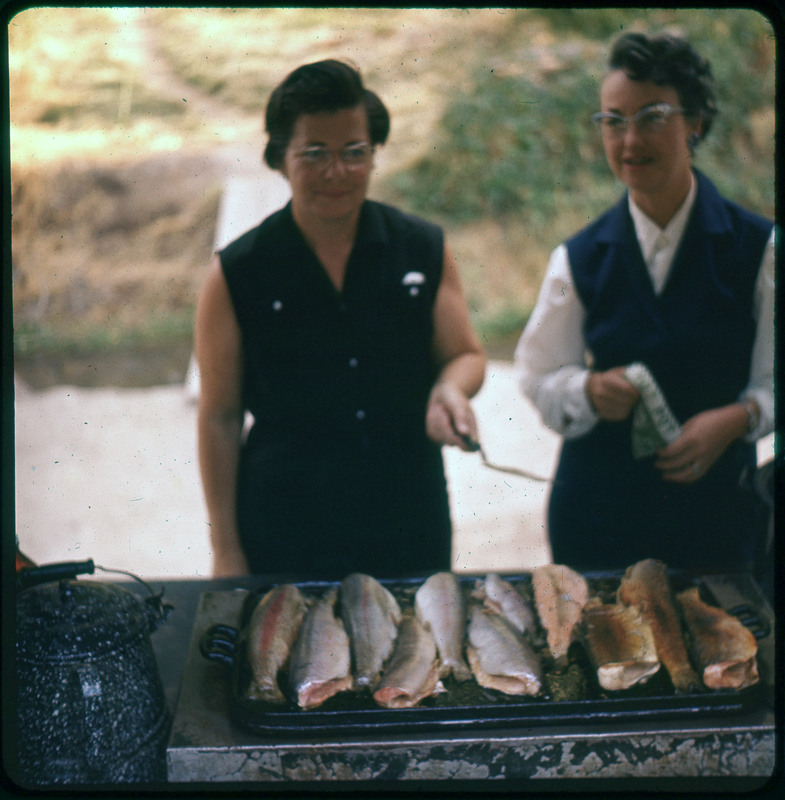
514, 244, 603, 437
194, 256, 250, 576
740, 229, 775, 440
426, 245, 486, 449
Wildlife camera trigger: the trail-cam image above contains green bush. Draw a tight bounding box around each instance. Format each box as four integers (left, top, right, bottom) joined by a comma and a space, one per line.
388, 63, 614, 225
388, 9, 775, 226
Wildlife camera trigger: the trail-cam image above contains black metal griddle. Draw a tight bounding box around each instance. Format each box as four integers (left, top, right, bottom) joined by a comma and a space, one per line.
200, 571, 770, 738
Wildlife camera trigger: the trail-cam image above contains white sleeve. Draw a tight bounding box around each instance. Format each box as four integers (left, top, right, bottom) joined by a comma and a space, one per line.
739, 228, 775, 440
514, 244, 598, 438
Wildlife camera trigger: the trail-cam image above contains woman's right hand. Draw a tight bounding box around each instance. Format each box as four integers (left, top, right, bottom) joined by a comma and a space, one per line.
586, 367, 640, 421
211, 543, 251, 578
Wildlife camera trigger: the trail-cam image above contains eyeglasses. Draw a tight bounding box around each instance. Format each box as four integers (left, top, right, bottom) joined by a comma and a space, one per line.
293, 143, 373, 170
591, 103, 686, 138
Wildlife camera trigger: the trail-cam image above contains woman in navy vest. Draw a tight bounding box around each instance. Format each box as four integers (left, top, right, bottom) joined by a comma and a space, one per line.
515, 33, 774, 574
195, 60, 485, 578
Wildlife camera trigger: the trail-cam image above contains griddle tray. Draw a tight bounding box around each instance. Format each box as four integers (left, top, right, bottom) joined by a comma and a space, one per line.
200, 572, 768, 737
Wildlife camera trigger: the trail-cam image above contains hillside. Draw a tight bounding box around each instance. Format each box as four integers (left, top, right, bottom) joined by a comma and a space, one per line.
8, 7, 776, 386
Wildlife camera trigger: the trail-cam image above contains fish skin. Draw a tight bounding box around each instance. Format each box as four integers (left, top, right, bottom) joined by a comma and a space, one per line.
577, 599, 660, 691
676, 587, 759, 691
414, 572, 472, 682
466, 607, 543, 696
532, 564, 590, 660
340, 573, 401, 690
245, 583, 308, 704
373, 612, 442, 709
617, 559, 701, 693
472, 572, 537, 635
288, 587, 353, 710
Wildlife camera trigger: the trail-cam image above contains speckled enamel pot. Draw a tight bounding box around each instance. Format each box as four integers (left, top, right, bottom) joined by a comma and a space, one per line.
15, 579, 171, 785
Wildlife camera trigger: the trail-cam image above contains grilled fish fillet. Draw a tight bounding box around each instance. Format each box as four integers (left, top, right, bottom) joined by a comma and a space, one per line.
617, 559, 700, 693
466, 607, 543, 696
373, 613, 442, 709
472, 573, 536, 635
340, 573, 401, 690
577, 599, 660, 691
676, 587, 759, 691
414, 572, 472, 681
245, 583, 307, 704
532, 564, 589, 660
288, 587, 353, 710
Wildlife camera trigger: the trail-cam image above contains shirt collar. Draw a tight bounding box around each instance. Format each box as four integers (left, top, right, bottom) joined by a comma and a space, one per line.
628, 172, 697, 262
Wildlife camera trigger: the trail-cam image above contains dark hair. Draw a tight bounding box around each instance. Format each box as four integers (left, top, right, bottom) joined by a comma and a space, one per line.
608, 32, 717, 142
263, 59, 390, 169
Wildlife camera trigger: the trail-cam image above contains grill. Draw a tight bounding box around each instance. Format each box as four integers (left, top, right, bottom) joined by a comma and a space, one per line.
167, 570, 775, 785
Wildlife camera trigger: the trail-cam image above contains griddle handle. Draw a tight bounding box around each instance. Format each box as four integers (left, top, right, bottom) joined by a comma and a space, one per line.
728, 604, 771, 640
200, 623, 239, 666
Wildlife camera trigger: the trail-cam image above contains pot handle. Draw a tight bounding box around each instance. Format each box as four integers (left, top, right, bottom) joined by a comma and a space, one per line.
16, 559, 95, 592
92, 564, 174, 632
200, 624, 239, 666
144, 592, 174, 633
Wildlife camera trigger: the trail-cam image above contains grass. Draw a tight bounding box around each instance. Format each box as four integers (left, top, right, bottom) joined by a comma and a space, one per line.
8, 7, 776, 363
13, 309, 196, 358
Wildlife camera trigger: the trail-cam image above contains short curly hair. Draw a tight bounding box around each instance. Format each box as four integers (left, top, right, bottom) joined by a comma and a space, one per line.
263, 59, 390, 170
608, 32, 718, 142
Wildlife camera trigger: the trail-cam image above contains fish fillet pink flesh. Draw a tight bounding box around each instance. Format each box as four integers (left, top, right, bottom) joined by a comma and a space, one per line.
373, 614, 441, 709
532, 564, 589, 660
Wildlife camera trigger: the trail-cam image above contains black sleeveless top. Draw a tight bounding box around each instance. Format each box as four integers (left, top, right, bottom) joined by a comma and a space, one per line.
219, 200, 452, 578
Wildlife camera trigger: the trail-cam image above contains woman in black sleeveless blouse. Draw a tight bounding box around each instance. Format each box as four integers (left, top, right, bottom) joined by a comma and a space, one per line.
195, 60, 485, 578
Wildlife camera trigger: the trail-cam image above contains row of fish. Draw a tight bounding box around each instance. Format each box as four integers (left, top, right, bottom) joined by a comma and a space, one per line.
607, 558, 759, 693
243, 571, 539, 710
242, 560, 759, 711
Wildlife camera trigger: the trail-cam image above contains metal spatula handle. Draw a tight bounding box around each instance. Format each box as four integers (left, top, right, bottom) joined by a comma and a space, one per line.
458, 434, 551, 483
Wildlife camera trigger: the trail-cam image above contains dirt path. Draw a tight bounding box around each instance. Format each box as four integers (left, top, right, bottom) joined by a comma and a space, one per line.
105, 8, 271, 182
121, 9, 252, 128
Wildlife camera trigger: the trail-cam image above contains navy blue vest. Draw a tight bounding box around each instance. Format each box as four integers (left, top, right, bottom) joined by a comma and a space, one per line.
549, 171, 772, 571
567, 170, 771, 421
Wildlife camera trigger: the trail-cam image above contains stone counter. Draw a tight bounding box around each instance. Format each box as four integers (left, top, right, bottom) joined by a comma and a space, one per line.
166, 585, 776, 790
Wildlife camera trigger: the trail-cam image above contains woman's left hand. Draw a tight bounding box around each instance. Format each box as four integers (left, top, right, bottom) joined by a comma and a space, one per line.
426, 381, 479, 450
654, 404, 749, 483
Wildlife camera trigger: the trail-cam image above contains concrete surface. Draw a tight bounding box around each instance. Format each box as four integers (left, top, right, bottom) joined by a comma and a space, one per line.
13, 361, 558, 580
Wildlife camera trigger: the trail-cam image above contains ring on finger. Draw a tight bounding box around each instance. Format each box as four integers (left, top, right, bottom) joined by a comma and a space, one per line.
690, 462, 701, 475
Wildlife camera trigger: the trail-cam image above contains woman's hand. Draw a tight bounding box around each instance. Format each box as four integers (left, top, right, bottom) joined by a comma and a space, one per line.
426, 381, 479, 450
655, 404, 749, 483
211, 542, 251, 578
586, 367, 641, 421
